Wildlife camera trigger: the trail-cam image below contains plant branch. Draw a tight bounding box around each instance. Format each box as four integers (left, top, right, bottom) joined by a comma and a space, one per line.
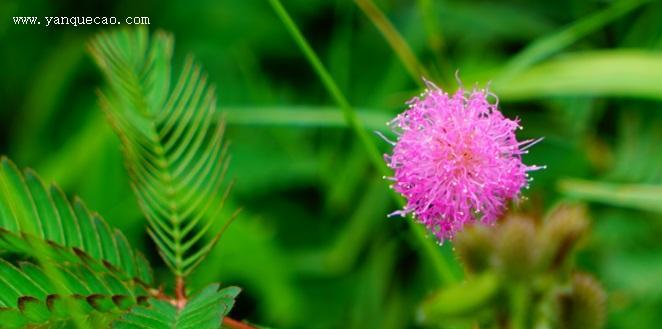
222, 317, 259, 329
175, 276, 187, 309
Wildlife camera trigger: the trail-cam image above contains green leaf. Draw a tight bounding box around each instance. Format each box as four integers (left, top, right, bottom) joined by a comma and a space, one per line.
113, 284, 239, 329
89, 27, 235, 277
0, 259, 148, 328
223, 106, 391, 130
418, 272, 500, 323
0, 156, 153, 286
558, 179, 662, 213
494, 50, 662, 100
498, 0, 649, 80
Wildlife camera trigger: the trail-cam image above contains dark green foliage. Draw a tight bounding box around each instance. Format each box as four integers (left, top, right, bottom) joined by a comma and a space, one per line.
1, 25, 244, 329
0, 259, 147, 328
113, 284, 239, 329
1, 0, 661, 328
0, 157, 154, 327
0, 25, 243, 325
0, 157, 153, 285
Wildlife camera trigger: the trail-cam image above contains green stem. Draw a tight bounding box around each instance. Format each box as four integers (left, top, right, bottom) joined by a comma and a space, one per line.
267, 0, 383, 173
267, 0, 458, 285
509, 283, 530, 329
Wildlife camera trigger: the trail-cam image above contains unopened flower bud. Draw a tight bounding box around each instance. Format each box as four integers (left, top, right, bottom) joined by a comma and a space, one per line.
557, 273, 607, 329
541, 203, 589, 271
494, 216, 538, 280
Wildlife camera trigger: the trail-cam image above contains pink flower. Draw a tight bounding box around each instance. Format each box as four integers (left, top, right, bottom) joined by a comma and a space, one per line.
383, 80, 543, 243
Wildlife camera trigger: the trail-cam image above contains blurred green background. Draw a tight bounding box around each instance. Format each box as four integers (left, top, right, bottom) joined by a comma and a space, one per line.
1, 0, 661, 328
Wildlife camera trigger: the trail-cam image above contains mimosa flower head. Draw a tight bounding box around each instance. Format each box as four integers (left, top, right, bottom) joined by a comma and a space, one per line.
383, 79, 544, 243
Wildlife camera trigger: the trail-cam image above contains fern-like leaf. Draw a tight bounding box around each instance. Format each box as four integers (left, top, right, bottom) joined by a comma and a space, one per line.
0, 259, 148, 328
112, 284, 239, 329
89, 27, 234, 276
0, 156, 153, 286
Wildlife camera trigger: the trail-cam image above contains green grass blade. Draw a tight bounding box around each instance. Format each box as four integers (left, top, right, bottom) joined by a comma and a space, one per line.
494, 50, 662, 100
498, 0, 649, 80
559, 179, 662, 213
224, 106, 392, 130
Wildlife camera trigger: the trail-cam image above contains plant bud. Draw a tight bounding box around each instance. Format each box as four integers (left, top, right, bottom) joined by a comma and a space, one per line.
540, 203, 589, 271
557, 273, 607, 329
494, 216, 538, 281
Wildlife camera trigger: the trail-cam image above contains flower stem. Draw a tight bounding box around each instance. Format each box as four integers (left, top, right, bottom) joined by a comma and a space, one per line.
267, 0, 459, 285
